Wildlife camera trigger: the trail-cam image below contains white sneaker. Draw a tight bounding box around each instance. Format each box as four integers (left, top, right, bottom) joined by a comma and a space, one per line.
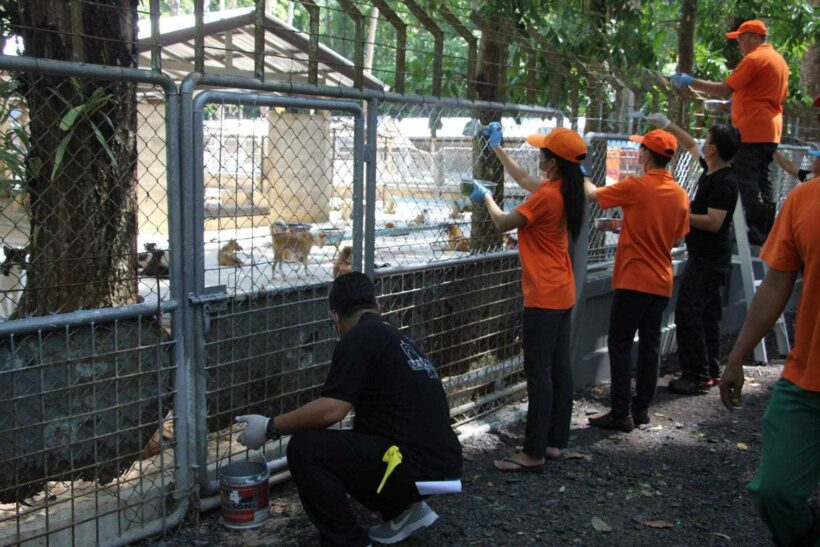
367, 501, 439, 544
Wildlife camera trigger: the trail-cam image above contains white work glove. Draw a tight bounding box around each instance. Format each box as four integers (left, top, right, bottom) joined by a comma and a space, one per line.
235, 414, 270, 450
645, 112, 671, 129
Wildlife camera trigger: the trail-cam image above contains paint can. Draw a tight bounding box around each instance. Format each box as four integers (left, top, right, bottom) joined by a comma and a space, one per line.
219, 460, 270, 529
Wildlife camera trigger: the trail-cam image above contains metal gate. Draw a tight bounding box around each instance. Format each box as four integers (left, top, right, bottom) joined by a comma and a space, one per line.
187, 91, 366, 498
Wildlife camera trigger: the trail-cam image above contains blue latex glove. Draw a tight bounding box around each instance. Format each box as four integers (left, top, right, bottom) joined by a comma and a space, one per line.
482, 121, 503, 149
669, 73, 694, 88
469, 180, 490, 204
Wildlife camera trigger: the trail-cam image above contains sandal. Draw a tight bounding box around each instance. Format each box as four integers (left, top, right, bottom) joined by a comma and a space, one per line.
493, 457, 545, 474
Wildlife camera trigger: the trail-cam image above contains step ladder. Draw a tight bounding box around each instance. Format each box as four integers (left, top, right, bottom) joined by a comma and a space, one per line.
731, 197, 791, 363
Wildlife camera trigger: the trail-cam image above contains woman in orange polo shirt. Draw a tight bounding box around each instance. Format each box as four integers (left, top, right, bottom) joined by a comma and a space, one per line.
469, 124, 586, 473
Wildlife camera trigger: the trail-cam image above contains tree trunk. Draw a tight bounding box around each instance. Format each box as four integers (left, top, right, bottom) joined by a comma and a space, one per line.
471, 33, 507, 251
800, 0, 820, 97
673, 0, 697, 127
14, 0, 139, 317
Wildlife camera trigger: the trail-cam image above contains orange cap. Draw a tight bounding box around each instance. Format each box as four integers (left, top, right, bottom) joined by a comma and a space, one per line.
814, 95, 820, 108
629, 129, 677, 158
526, 128, 588, 164
725, 19, 768, 39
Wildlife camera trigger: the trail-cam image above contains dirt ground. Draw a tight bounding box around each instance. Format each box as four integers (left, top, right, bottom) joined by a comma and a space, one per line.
141, 343, 789, 547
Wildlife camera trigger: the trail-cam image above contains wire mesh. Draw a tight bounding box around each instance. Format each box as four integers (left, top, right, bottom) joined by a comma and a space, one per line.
0, 63, 182, 545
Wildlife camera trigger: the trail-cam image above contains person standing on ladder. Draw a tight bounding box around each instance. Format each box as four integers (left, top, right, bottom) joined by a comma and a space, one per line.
643, 113, 741, 395
720, 96, 820, 546
670, 19, 789, 245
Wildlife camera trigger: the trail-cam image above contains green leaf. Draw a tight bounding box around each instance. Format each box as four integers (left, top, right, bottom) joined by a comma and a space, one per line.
59, 104, 86, 131
51, 130, 75, 181
92, 126, 117, 168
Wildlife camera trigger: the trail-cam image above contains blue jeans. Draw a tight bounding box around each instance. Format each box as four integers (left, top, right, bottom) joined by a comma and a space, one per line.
607, 289, 669, 418
521, 307, 574, 457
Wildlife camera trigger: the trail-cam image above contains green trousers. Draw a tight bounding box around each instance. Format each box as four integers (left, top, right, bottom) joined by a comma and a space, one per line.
747, 378, 820, 546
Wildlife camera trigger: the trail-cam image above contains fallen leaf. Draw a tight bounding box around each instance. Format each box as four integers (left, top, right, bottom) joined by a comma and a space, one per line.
649, 425, 664, 431
563, 451, 592, 460
737, 442, 749, 450
642, 520, 674, 529
711, 532, 732, 540
653, 412, 666, 417
559, 485, 566, 493
591, 517, 612, 533
487, 481, 494, 487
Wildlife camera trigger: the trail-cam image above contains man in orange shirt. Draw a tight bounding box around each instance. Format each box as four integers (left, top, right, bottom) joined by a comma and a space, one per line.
720, 129, 820, 545
584, 130, 690, 432
670, 19, 789, 244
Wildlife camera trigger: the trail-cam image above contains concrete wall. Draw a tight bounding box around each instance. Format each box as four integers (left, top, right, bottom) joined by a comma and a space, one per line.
262, 111, 332, 224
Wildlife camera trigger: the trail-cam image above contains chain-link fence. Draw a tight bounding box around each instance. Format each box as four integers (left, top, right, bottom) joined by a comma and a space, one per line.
0, 57, 187, 546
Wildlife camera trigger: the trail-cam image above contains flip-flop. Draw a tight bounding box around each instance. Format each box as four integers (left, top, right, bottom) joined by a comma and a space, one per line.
494, 458, 545, 474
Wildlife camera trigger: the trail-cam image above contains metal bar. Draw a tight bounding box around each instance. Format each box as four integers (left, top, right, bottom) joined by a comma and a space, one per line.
337, 0, 365, 90
439, 7, 477, 100
254, 0, 266, 80
403, 0, 443, 96
149, 0, 161, 71
189, 72, 559, 116
370, 0, 406, 94
364, 98, 378, 278
352, 102, 365, 274
0, 301, 178, 337
296, 0, 320, 85
194, 0, 205, 73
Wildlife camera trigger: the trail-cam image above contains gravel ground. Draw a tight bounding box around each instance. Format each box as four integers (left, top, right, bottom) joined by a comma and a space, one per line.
142, 348, 788, 547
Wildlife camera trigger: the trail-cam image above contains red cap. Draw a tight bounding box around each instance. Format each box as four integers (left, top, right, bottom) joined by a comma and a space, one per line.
629, 129, 678, 158
725, 19, 768, 39
814, 95, 820, 108
526, 128, 588, 164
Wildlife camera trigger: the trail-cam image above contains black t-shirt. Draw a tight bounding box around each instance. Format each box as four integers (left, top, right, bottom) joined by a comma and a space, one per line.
321, 312, 462, 479
685, 158, 739, 262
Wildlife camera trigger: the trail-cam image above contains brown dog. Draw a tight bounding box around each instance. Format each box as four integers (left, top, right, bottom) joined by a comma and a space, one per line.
332, 246, 353, 278
218, 239, 244, 267
271, 223, 327, 275
445, 223, 470, 252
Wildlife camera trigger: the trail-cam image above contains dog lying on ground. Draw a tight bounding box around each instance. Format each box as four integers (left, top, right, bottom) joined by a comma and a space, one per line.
218, 239, 244, 267
332, 246, 353, 278
0, 246, 27, 320
444, 224, 470, 252
271, 222, 327, 275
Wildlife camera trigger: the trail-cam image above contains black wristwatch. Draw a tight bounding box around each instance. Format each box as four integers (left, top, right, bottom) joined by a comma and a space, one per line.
266, 418, 281, 441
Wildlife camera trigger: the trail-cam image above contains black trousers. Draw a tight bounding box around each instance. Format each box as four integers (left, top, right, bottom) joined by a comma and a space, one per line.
675, 257, 729, 382
287, 429, 423, 547
607, 289, 669, 418
733, 142, 778, 244
521, 307, 574, 457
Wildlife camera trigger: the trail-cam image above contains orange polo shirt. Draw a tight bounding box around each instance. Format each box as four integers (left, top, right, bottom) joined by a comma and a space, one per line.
515, 179, 575, 310
760, 177, 820, 391
724, 43, 789, 144
597, 169, 690, 297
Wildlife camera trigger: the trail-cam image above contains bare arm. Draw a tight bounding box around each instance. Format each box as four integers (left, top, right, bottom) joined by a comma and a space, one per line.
273, 397, 352, 434
584, 179, 599, 203
720, 268, 798, 409
690, 79, 733, 99
492, 146, 542, 193
663, 122, 699, 161
690, 207, 728, 233
483, 193, 527, 232
774, 151, 801, 180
